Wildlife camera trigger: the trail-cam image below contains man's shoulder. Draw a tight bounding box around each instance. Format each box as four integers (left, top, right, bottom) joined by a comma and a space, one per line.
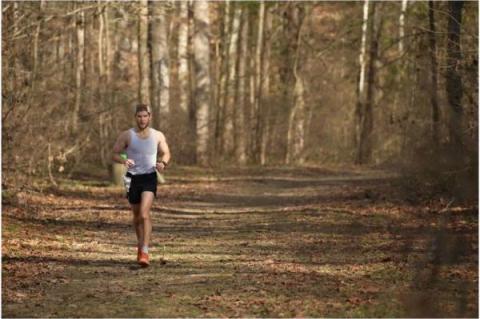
151, 128, 165, 140
117, 128, 132, 141
121, 128, 133, 136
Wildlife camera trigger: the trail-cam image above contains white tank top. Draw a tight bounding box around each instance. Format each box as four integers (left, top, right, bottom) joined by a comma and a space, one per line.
126, 128, 158, 175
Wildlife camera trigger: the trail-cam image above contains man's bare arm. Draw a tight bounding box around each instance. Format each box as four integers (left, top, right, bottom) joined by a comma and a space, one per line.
156, 132, 171, 170
112, 131, 129, 165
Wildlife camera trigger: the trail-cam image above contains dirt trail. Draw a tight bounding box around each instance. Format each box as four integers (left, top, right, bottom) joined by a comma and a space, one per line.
2, 167, 478, 317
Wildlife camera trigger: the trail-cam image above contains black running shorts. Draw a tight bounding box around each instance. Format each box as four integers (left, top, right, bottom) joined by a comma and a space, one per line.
125, 172, 157, 204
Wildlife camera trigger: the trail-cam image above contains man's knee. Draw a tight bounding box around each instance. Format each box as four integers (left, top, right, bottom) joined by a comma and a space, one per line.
139, 209, 151, 221
133, 214, 142, 224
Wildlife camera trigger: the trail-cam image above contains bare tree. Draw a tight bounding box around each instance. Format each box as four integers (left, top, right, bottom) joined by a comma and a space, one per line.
251, 1, 265, 161
177, 1, 189, 114
138, 0, 150, 104
235, 8, 248, 165
150, 1, 170, 130
445, 1, 465, 153
193, 0, 211, 165
258, 4, 272, 165
72, 4, 85, 134
398, 0, 408, 54
428, 0, 440, 146
286, 5, 308, 165
355, 1, 381, 164
223, 4, 241, 157
214, 1, 231, 156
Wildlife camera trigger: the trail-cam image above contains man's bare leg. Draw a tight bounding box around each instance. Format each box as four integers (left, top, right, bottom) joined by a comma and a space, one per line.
139, 192, 154, 250
131, 204, 143, 250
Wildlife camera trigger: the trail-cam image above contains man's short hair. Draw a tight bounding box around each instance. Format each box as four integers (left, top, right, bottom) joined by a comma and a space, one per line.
135, 104, 151, 115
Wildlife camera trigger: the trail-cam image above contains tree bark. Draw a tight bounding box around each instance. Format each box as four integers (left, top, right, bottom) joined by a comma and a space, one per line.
178, 1, 189, 115
31, 0, 46, 104
72, 6, 85, 134
428, 0, 440, 146
259, 5, 272, 165
138, 0, 150, 104
398, 0, 408, 53
445, 1, 464, 151
286, 5, 307, 165
214, 1, 231, 156
222, 4, 241, 157
235, 9, 248, 165
355, 0, 380, 165
251, 1, 265, 163
193, 0, 211, 166
150, 1, 170, 130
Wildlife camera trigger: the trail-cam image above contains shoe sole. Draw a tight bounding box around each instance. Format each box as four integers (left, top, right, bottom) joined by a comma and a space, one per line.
139, 261, 150, 267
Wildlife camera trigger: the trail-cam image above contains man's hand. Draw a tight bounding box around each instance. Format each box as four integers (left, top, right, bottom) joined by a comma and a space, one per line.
125, 159, 135, 168
156, 161, 166, 171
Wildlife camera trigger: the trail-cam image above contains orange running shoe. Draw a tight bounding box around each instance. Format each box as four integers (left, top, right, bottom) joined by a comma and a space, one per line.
138, 251, 150, 267
137, 247, 142, 262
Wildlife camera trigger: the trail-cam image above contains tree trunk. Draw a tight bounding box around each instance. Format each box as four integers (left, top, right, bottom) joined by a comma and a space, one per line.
178, 1, 189, 115
286, 73, 306, 165
138, 0, 150, 104
150, 1, 170, 130
98, 4, 110, 168
72, 6, 85, 134
283, 4, 306, 165
259, 5, 272, 165
235, 9, 248, 165
30, 0, 45, 106
398, 0, 408, 54
445, 1, 464, 151
355, 0, 379, 165
357, 0, 369, 103
222, 4, 241, 158
285, 6, 307, 165
214, 1, 231, 156
428, 0, 440, 146
193, 0, 211, 166
252, 1, 265, 163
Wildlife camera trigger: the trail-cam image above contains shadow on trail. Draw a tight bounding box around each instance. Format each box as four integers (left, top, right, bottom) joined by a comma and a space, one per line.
3, 255, 134, 268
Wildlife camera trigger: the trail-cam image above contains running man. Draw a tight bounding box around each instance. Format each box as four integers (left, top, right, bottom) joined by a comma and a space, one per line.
112, 104, 171, 267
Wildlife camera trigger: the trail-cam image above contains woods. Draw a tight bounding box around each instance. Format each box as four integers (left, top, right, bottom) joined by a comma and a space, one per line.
2, 1, 477, 185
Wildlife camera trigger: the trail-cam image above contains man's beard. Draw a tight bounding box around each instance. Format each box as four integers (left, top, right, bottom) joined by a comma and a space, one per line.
136, 121, 150, 131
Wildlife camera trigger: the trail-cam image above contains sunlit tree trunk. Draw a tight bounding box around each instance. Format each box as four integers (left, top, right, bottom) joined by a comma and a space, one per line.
251, 1, 265, 163
151, 1, 170, 130
286, 72, 306, 165
84, 8, 95, 112
193, 0, 211, 166
31, 0, 45, 102
235, 9, 248, 165
72, 6, 85, 134
398, 0, 408, 54
286, 6, 307, 165
98, 4, 110, 167
138, 0, 150, 104
222, 4, 241, 157
445, 1, 464, 151
354, 0, 370, 164
178, 1, 189, 115
358, 2, 381, 164
259, 6, 272, 165
428, 0, 439, 146
214, 1, 230, 156
283, 4, 306, 164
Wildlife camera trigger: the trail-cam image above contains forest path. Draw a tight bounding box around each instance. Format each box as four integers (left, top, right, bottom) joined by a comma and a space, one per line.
2, 166, 477, 317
